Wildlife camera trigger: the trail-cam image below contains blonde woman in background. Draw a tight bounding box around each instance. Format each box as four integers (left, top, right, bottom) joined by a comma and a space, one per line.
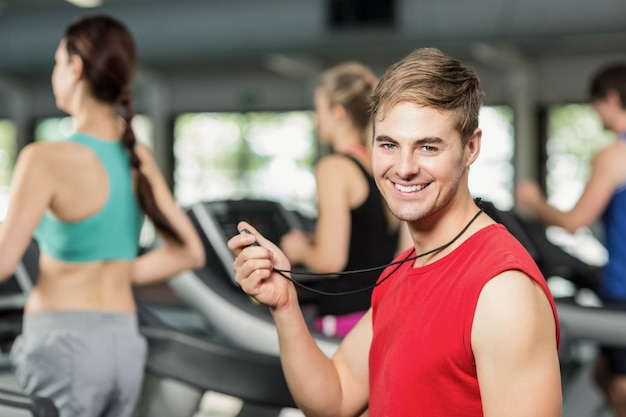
280, 62, 410, 337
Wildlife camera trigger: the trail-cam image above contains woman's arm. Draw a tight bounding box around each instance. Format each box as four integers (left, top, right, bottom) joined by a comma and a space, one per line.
0, 145, 53, 280
131, 145, 205, 285
280, 155, 355, 272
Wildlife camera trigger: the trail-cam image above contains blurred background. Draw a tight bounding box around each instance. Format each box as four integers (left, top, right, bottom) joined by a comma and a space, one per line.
2, 2, 626, 416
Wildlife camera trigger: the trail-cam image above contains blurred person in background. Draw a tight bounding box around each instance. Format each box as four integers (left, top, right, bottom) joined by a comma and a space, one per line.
517, 61, 626, 417
0, 14, 204, 417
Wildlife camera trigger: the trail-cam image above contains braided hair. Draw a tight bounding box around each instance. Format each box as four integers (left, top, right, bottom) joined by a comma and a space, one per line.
64, 14, 182, 243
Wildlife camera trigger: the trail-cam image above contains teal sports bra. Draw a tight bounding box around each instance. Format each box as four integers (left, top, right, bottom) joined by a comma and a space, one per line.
34, 133, 143, 262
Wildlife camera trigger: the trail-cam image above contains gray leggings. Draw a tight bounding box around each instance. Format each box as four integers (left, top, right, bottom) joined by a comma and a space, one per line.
10, 311, 147, 417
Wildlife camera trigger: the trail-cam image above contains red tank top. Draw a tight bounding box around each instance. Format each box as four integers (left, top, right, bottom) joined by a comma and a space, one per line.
369, 224, 559, 416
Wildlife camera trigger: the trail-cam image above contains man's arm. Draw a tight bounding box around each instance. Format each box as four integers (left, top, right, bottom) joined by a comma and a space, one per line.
472, 270, 562, 417
229, 223, 370, 417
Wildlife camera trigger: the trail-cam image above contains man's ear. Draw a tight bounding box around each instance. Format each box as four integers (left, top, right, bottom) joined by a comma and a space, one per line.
465, 128, 482, 167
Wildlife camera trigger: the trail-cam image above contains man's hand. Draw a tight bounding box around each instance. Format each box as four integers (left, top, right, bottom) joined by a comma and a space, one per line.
227, 222, 298, 310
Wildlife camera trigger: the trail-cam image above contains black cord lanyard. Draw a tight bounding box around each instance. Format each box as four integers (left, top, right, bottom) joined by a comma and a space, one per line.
272, 207, 484, 296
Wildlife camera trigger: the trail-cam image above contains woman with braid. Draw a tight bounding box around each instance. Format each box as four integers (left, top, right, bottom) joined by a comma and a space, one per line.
0, 14, 204, 417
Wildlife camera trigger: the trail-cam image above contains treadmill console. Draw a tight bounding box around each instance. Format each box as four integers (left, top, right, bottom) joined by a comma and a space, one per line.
188, 199, 303, 284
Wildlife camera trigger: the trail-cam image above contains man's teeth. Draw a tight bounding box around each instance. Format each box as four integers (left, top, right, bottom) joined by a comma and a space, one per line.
395, 183, 426, 192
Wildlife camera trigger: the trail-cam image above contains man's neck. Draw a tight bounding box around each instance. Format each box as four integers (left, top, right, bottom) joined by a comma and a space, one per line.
408, 200, 485, 267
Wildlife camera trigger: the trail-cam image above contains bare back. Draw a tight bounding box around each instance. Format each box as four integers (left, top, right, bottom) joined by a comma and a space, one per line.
24, 139, 136, 313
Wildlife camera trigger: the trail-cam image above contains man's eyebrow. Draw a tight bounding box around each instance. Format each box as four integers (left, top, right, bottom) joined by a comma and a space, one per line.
374, 135, 397, 143
374, 135, 444, 145
416, 137, 444, 145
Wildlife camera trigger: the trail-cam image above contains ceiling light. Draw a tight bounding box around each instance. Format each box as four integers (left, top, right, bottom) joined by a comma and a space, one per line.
264, 54, 322, 79
65, 0, 103, 8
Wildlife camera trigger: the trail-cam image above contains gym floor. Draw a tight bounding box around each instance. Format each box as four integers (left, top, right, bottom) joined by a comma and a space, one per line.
197, 392, 303, 417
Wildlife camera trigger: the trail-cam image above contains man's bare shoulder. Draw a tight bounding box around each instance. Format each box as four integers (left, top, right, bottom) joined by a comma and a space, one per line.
479, 270, 551, 311
473, 270, 556, 347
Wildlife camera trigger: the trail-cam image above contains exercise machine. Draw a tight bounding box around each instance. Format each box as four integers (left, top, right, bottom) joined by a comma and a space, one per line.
167, 199, 340, 357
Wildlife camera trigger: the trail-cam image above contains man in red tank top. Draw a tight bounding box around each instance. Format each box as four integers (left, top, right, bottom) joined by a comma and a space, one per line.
228, 48, 562, 417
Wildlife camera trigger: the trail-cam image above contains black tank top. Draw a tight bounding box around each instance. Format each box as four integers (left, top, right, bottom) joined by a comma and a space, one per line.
311, 154, 399, 315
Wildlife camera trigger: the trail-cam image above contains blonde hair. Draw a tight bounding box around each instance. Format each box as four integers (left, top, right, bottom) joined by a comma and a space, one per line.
318, 62, 378, 134
370, 48, 483, 145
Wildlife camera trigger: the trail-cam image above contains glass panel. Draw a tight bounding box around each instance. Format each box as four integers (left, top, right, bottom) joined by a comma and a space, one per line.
0, 120, 17, 220
469, 105, 515, 210
174, 107, 513, 219
34, 115, 153, 147
132, 115, 154, 149
545, 103, 613, 265
174, 111, 317, 217
34, 117, 74, 142
547, 104, 613, 208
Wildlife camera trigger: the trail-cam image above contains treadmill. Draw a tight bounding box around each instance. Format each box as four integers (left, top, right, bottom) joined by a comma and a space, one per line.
168, 199, 341, 357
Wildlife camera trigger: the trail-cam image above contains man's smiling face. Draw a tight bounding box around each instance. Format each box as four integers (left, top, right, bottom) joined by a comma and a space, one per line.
372, 102, 480, 224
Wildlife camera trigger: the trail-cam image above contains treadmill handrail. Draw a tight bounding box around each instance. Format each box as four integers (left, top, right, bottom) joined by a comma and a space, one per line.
0, 388, 58, 417
190, 202, 238, 283
556, 298, 626, 347
141, 325, 297, 409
